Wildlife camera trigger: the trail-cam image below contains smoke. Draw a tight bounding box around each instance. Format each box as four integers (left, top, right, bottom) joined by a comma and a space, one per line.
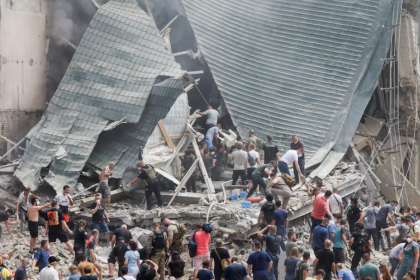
46, 0, 110, 99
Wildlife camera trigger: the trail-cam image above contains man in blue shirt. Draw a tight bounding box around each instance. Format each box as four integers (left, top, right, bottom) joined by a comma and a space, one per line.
222, 257, 250, 280
31, 240, 50, 271
336, 263, 355, 280
271, 201, 288, 251
327, 214, 341, 241
246, 242, 273, 280
257, 225, 281, 280
311, 218, 329, 255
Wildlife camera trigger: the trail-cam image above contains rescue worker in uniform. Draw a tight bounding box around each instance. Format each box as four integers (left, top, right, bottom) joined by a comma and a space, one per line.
161, 217, 186, 254
348, 222, 371, 275
127, 161, 163, 210
148, 222, 169, 278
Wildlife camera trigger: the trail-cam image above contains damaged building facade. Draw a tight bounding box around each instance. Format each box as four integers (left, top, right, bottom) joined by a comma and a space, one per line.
0, 0, 420, 277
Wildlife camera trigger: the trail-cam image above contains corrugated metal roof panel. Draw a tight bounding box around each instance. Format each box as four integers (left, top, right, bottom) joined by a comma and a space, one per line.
182, 0, 398, 166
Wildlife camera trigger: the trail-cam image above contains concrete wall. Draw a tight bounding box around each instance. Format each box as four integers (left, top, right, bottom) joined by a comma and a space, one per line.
0, 0, 48, 155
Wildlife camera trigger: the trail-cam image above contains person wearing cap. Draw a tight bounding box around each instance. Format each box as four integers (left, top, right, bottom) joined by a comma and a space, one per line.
181, 150, 198, 193
290, 135, 305, 185
137, 260, 159, 280
0, 209, 18, 239
294, 251, 311, 280
349, 223, 371, 274
210, 239, 231, 280
336, 263, 355, 280
346, 197, 364, 234
39, 256, 60, 280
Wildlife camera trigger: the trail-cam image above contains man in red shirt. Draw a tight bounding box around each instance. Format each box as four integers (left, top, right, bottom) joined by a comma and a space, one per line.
191, 223, 211, 279
311, 190, 333, 233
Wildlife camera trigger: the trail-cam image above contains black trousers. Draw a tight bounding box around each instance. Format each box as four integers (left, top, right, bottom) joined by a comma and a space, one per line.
351, 249, 368, 273
333, 247, 346, 264
365, 228, 378, 251
186, 173, 196, 192
232, 170, 246, 186
145, 178, 163, 210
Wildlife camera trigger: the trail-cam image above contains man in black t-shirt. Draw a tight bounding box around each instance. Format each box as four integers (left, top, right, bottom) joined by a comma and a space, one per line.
137, 260, 159, 280
210, 239, 231, 280
347, 197, 364, 234
0, 209, 18, 239
313, 239, 336, 280
90, 193, 111, 246
349, 222, 370, 274
111, 224, 133, 247
260, 135, 279, 164
181, 150, 198, 193
257, 194, 275, 227
128, 161, 163, 210
45, 201, 73, 254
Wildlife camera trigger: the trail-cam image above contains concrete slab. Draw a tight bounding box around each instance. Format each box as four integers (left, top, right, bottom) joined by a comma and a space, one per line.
129, 190, 207, 204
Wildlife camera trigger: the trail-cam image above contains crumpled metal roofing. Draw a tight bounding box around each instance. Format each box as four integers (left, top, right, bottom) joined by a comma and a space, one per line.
15, 0, 188, 191
182, 0, 398, 171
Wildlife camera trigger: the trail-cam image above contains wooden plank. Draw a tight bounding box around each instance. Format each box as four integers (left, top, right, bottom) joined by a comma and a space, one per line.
158, 121, 175, 150
161, 135, 182, 140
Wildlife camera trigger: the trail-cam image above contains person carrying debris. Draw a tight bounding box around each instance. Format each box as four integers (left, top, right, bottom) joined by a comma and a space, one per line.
346, 197, 364, 234
204, 124, 221, 150
290, 135, 305, 185
27, 198, 52, 253
99, 162, 115, 210
246, 160, 276, 199
16, 187, 39, 233
54, 185, 74, 224
267, 172, 292, 210
181, 150, 198, 193
278, 149, 304, 181
228, 142, 247, 186
349, 222, 371, 274
90, 193, 111, 246
257, 225, 281, 280
128, 161, 163, 210
45, 201, 73, 254
148, 222, 168, 278
375, 200, 398, 251
161, 218, 186, 254
260, 135, 279, 165
198, 105, 221, 131
0, 209, 18, 239
246, 241, 273, 280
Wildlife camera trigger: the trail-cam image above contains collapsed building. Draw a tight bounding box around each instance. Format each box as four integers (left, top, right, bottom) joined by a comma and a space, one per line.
0, 0, 419, 278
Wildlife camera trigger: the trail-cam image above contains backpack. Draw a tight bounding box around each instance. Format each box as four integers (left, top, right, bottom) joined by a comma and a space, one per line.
33, 248, 45, 267
351, 231, 370, 251
280, 174, 295, 190
203, 223, 213, 233
213, 249, 229, 270
256, 138, 263, 151
294, 260, 305, 280
266, 235, 281, 262
188, 232, 198, 258
247, 152, 256, 166
152, 230, 166, 250
177, 224, 187, 236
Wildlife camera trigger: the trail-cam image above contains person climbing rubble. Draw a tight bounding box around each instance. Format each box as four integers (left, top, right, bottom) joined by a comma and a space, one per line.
27, 198, 52, 253
311, 191, 333, 233
246, 160, 276, 199
148, 222, 168, 278
290, 135, 305, 185
16, 187, 39, 233
54, 185, 74, 224
257, 193, 275, 228
90, 193, 111, 246
31, 240, 50, 272
204, 124, 221, 150
0, 209, 18, 239
45, 201, 73, 254
267, 172, 292, 210
246, 143, 261, 193
375, 200, 398, 251
198, 105, 221, 132
278, 148, 304, 181
349, 222, 371, 275
128, 161, 163, 210
99, 162, 116, 210
161, 218, 186, 254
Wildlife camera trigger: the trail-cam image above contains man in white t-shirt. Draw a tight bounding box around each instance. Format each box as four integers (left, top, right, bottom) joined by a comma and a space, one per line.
115, 266, 136, 280
54, 185, 74, 224
278, 149, 304, 182
228, 142, 247, 186
329, 186, 343, 217
246, 143, 261, 193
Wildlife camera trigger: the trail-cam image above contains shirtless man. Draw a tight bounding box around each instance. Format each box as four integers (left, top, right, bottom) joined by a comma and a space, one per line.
27, 198, 52, 253
99, 162, 115, 210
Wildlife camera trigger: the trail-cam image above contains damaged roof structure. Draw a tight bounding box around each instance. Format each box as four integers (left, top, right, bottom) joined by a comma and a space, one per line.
15, 0, 192, 191
181, 0, 400, 178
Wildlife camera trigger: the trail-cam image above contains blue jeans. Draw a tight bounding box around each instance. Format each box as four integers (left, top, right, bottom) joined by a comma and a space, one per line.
247, 176, 267, 198
254, 270, 270, 280
205, 138, 213, 150
93, 221, 110, 233
278, 161, 290, 175
268, 259, 279, 280
389, 256, 399, 276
